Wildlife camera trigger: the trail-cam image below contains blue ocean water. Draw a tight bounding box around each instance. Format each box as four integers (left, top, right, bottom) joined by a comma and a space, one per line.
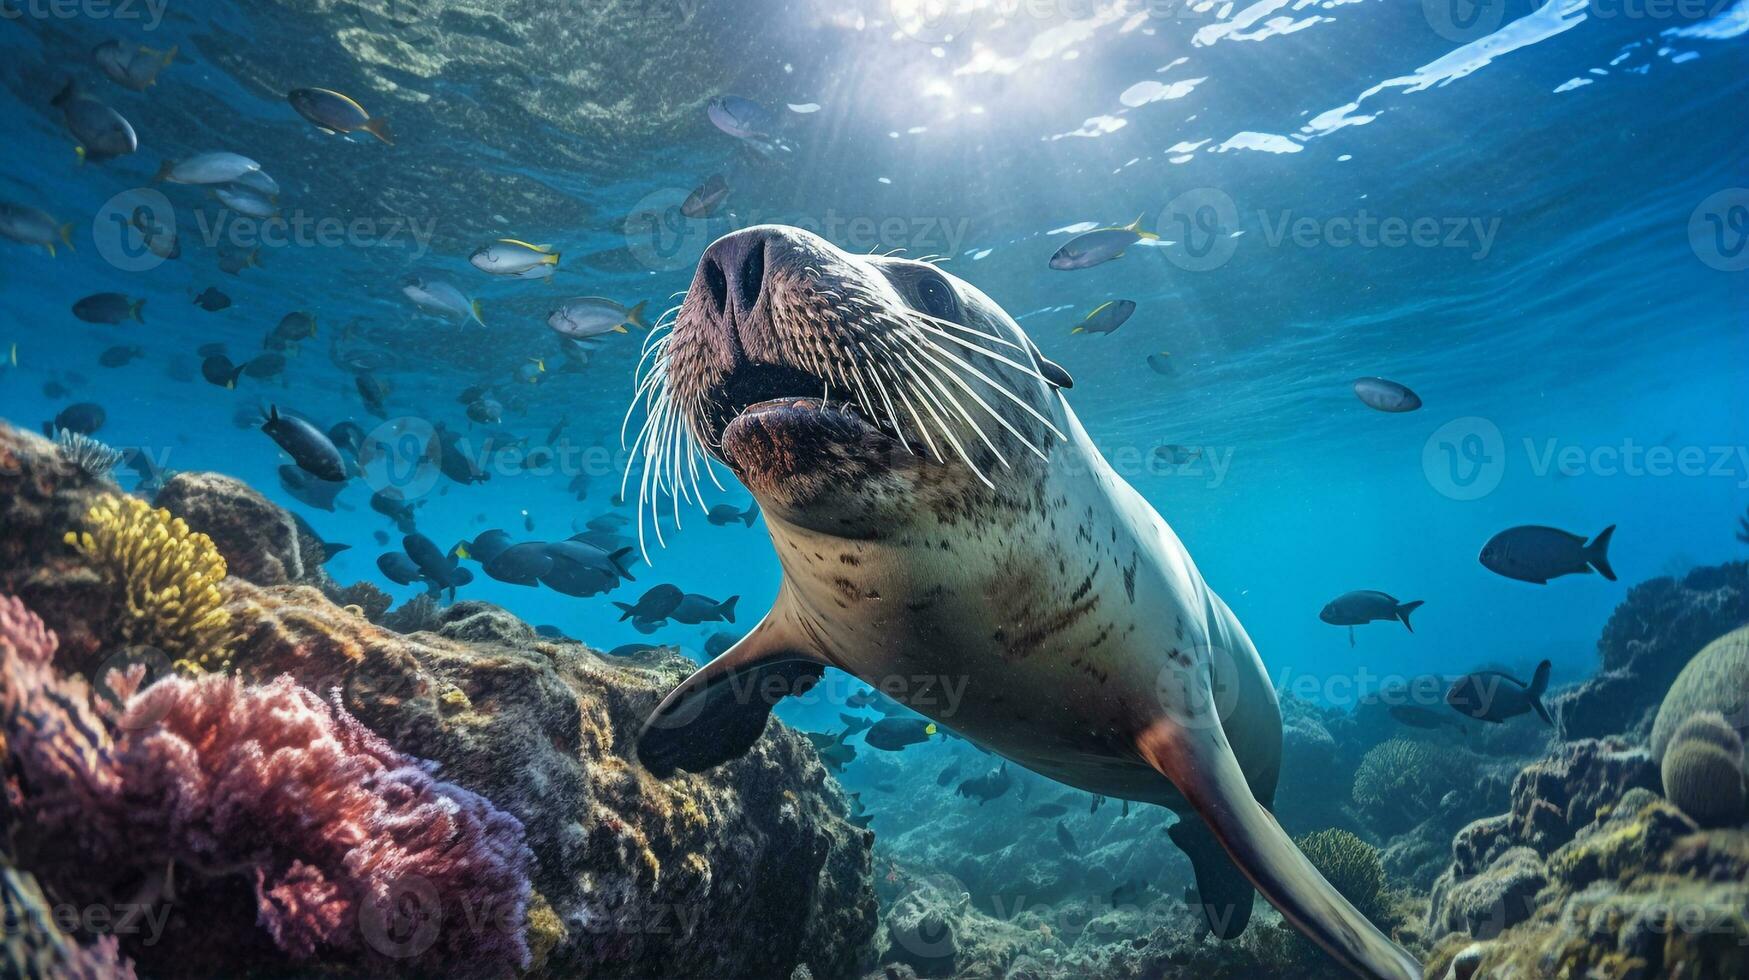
0, 0, 1743, 765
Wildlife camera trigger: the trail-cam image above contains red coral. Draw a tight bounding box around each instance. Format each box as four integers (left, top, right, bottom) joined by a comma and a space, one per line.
0, 593, 533, 978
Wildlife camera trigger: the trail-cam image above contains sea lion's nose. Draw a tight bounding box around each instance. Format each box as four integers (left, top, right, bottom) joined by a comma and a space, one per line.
697, 227, 770, 322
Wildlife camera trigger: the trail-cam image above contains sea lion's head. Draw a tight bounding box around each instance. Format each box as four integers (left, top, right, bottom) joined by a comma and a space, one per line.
636, 225, 1072, 538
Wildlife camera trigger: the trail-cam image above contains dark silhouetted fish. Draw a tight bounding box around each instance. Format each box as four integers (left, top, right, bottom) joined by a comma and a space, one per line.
614, 584, 683, 623
1319, 590, 1424, 646
956, 763, 1012, 804
1056, 821, 1079, 853
1352, 376, 1422, 413
936, 761, 961, 787
201, 355, 246, 389
668, 593, 738, 625
704, 631, 738, 657
73, 292, 144, 324
377, 551, 422, 585
261, 405, 348, 482
98, 345, 143, 367
864, 718, 936, 751
482, 541, 553, 587
1480, 525, 1616, 584
44, 402, 104, 436
192, 287, 231, 312
1446, 660, 1553, 726
369, 489, 420, 533
707, 502, 760, 527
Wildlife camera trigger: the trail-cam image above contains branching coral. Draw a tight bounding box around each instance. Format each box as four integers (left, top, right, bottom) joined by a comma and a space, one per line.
1295, 828, 1387, 918
63, 494, 231, 671
0, 592, 534, 977
1352, 737, 1474, 830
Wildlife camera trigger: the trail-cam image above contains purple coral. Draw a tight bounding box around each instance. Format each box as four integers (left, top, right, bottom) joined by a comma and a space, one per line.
0, 593, 533, 977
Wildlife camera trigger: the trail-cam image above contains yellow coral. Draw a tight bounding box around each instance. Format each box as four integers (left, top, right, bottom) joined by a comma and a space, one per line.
65, 494, 231, 672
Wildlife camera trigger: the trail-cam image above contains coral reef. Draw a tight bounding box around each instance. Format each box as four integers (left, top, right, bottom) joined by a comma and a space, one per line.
1353, 738, 1481, 833
64, 494, 232, 672
0, 420, 877, 980
1659, 713, 1746, 828
1650, 624, 1749, 763
1295, 829, 1386, 919
152, 471, 309, 588
1, 593, 533, 977
1553, 562, 1749, 740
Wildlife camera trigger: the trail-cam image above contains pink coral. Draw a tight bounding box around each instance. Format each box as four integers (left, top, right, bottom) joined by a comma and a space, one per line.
0, 593, 533, 977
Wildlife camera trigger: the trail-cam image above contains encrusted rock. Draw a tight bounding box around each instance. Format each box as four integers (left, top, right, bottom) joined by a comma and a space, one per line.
154, 471, 305, 586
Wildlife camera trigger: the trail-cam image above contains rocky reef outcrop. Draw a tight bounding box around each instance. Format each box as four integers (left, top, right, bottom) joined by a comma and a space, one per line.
1422, 604, 1749, 979
1552, 562, 1749, 741
0, 422, 877, 979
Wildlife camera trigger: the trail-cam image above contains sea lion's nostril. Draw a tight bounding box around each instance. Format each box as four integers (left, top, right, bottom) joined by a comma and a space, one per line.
703, 257, 729, 316
736, 239, 765, 314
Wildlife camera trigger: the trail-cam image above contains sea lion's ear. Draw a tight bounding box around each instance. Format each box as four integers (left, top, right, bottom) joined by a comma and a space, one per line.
637, 598, 826, 776
1023, 338, 1073, 389
1038, 355, 1073, 390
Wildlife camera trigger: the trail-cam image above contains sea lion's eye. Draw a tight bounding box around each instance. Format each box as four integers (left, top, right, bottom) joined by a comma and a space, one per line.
914, 273, 958, 321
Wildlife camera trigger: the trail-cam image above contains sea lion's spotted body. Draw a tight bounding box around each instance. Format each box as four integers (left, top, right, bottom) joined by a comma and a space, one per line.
634, 226, 1420, 980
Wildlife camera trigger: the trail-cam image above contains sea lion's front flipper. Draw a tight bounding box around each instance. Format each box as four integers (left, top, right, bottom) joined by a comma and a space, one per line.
1136, 720, 1422, 980
1167, 816, 1255, 938
638, 603, 825, 777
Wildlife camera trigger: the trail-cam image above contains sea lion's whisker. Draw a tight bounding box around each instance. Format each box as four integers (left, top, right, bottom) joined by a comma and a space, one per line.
912, 320, 1041, 376
903, 336, 1046, 462
901, 371, 993, 487
916, 335, 1068, 443
858, 342, 913, 448
906, 311, 1025, 352
882, 361, 945, 464
897, 344, 1009, 471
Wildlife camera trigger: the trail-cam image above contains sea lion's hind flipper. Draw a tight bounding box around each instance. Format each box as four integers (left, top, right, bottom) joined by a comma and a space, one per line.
1166, 816, 1255, 938
638, 617, 825, 776
1136, 721, 1423, 980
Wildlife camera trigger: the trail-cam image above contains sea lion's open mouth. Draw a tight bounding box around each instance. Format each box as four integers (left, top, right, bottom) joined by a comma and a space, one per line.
709, 363, 929, 461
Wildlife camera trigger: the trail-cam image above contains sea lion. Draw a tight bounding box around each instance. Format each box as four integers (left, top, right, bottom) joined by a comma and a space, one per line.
630, 225, 1421, 980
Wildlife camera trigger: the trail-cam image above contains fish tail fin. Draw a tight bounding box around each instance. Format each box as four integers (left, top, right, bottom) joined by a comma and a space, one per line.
719, 595, 739, 624
1529, 659, 1554, 726
1126, 213, 1159, 240
543, 250, 560, 265
160, 44, 179, 67
627, 299, 650, 330
74, 146, 86, 166
363, 116, 394, 146
1586, 525, 1616, 581
608, 547, 637, 581
742, 503, 759, 527
1396, 600, 1424, 632
469, 299, 485, 327
1071, 327, 1085, 334
131, 299, 146, 323
57, 223, 75, 253
613, 602, 635, 621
